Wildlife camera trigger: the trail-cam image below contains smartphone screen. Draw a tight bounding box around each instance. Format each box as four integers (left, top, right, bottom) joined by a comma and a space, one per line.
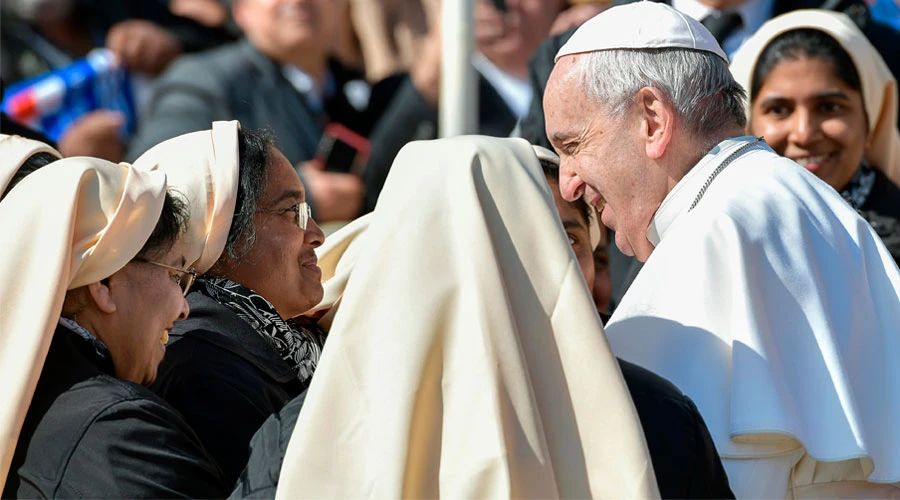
314, 123, 371, 176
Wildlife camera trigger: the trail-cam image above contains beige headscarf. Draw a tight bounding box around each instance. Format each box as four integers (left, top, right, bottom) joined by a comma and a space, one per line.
280, 136, 659, 498
730, 9, 900, 186
0, 134, 61, 197
0, 157, 166, 488
133, 121, 240, 274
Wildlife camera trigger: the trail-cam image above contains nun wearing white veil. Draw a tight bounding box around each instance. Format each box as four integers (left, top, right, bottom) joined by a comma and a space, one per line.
260, 135, 659, 498
0, 155, 228, 497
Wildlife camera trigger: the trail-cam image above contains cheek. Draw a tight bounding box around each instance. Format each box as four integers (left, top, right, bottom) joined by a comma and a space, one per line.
751, 116, 787, 150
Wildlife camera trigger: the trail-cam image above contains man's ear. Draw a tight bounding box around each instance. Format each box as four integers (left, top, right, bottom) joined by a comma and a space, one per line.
636, 87, 674, 160
87, 279, 117, 314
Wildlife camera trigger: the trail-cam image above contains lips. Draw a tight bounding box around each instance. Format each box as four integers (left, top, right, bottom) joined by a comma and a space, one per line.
792, 152, 834, 171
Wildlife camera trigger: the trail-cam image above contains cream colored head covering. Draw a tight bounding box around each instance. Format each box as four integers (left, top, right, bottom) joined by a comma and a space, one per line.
133, 121, 240, 274
556, 1, 728, 62
280, 136, 659, 498
0, 134, 61, 197
730, 10, 900, 186
0, 157, 166, 488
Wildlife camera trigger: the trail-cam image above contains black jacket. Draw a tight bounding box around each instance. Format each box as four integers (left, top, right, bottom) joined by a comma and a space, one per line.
151, 291, 307, 487
4, 325, 227, 499
228, 359, 733, 499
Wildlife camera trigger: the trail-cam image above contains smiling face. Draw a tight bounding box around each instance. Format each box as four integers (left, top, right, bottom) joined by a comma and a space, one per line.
226, 147, 325, 319
544, 57, 662, 261
103, 246, 191, 385
750, 56, 868, 190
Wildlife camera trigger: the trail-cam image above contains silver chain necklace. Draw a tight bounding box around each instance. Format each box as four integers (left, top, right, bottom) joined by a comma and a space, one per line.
689, 137, 766, 211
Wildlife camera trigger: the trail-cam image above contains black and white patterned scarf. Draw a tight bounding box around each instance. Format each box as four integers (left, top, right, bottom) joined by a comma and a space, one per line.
840, 162, 876, 211
198, 277, 325, 387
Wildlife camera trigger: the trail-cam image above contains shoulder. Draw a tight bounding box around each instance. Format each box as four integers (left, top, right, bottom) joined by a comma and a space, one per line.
618, 359, 697, 425
157, 40, 261, 86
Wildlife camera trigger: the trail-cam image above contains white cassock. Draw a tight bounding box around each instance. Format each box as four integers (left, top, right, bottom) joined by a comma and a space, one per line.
606, 136, 900, 499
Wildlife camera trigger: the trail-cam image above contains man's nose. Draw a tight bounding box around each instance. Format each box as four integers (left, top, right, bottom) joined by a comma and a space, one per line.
558, 164, 585, 202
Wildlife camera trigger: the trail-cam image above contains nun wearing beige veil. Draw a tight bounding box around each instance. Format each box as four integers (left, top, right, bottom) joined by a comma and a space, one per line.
265, 136, 659, 498
0, 156, 228, 498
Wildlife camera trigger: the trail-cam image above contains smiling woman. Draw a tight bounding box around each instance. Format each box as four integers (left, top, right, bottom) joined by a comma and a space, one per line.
731, 10, 900, 261
0, 153, 228, 497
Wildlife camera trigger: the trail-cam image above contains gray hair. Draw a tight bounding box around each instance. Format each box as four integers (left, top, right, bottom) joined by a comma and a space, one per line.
568, 48, 747, 146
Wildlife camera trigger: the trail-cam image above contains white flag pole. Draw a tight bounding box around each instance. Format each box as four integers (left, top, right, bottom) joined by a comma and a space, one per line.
439, 0, 478, 137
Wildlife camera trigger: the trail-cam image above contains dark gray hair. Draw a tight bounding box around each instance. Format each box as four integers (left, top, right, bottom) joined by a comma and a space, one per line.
218, 128, 275, 263
567, 48, 747, 146
136, 190, 190, 261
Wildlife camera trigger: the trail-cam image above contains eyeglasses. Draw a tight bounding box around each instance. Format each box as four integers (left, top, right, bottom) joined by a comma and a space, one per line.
135, 259, 198, 296
256, 201, 313, 230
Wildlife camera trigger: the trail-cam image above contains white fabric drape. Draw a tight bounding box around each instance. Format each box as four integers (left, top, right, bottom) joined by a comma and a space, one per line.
279, 135, 660, 498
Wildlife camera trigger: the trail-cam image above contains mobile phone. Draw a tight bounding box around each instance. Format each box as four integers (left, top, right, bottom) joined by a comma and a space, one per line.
314, 123, 371, 176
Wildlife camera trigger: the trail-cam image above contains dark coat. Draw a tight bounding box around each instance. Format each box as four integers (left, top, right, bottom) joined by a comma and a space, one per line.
228, 359, 733, 499
4, 325, 227, 499
151, 291, 307, 487
362, 73, 519, 212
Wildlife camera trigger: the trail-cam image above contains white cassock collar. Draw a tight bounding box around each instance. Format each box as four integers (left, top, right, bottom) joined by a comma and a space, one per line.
647, 136, 766, 246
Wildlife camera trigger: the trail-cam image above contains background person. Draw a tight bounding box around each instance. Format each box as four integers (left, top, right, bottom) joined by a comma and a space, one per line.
730, 9, 900, 263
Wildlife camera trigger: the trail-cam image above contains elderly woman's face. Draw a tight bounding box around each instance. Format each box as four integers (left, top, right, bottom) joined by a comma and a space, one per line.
104, 246, 190, 385
227, 148, 326, 319
750, 56, 868, 191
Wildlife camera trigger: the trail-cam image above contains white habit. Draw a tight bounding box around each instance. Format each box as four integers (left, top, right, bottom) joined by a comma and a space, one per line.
606, 137, 900, 498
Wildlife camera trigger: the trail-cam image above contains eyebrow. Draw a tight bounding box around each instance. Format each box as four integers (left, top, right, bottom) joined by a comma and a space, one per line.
271, 190, 305, 207
550, 131, 574, 144
759, 91, 852, 106
562, 219, 588, 233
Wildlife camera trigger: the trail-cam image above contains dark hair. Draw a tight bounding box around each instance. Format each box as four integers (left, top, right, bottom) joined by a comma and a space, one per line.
218, 128, 275, 262
751, 29, 862, 103
539, 158, 592, 226
1, 151, 59, 200
136, 190, 190, 261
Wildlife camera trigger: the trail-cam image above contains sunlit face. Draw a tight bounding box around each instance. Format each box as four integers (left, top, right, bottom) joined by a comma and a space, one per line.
750, 56, 868, 191
548, 177, 594, 292
475, 0, 564, 73
544, 57, 659, 262
104, 246, 190, 385
227, 148, 325, 319
233, 0, 338, 59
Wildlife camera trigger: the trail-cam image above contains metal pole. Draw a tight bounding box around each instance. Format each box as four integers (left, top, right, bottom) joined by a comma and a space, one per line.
439, 0, 478, 137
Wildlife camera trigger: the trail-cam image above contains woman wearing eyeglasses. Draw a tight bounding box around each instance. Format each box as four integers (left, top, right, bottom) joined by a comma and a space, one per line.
133, 124, 327, 487
0, 149, 228, 497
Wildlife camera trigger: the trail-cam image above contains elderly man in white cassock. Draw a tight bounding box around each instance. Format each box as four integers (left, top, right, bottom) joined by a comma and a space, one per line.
544, 3, 900, 499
